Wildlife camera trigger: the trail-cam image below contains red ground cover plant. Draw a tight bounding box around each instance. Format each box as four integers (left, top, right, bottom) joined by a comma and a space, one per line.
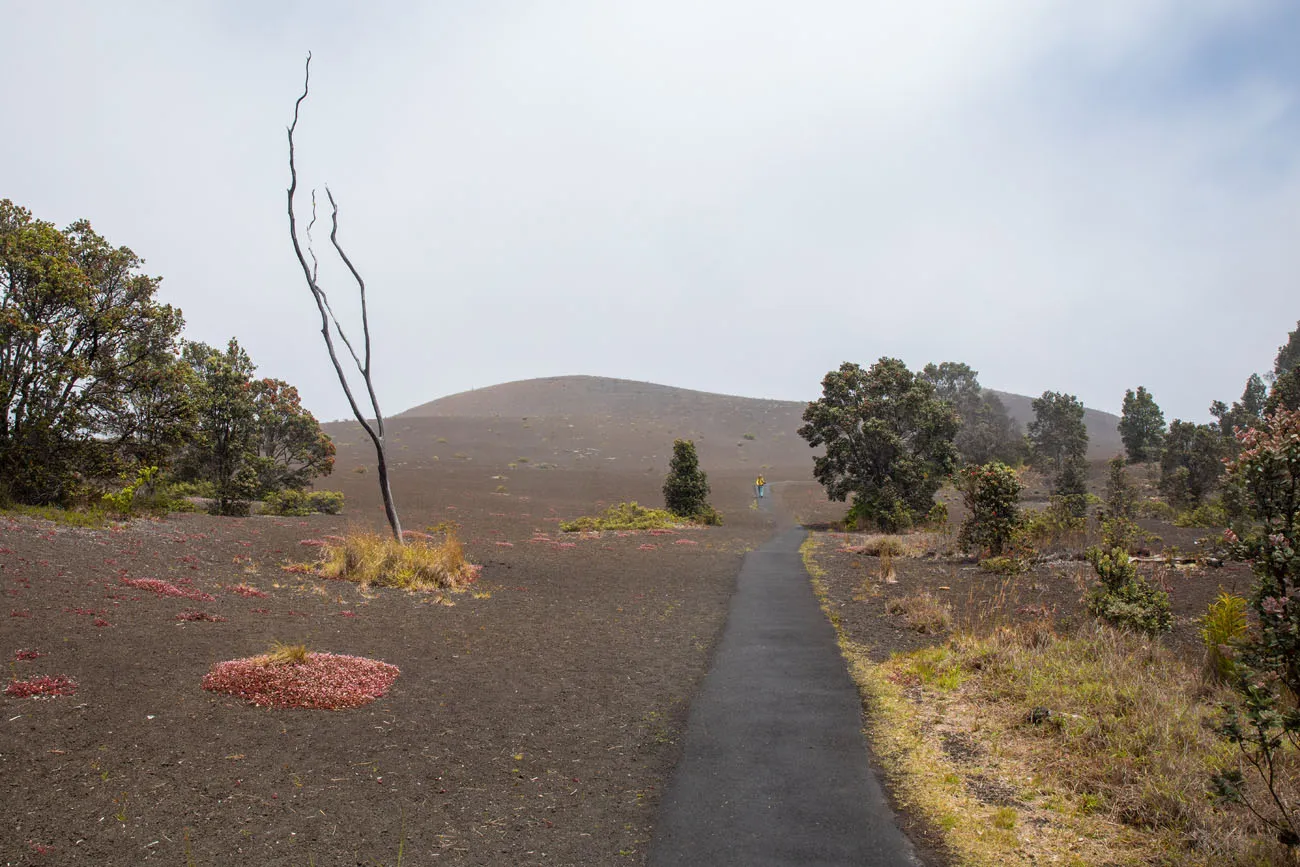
176, 611, 227, 622
201, 650, 400, 710
119, 576, 214, 602
230, 583, 269, 598
13, 648, 41, 660
5, 675, 78, 698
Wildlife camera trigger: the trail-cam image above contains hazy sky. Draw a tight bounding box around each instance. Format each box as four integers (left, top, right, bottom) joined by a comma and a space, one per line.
4, 2, 1298, 423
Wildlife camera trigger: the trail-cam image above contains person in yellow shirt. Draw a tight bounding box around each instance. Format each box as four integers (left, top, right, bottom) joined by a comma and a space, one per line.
755, 474, 767, 499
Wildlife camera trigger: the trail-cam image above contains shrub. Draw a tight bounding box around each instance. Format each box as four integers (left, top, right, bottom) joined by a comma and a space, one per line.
1135, 498, 1175, 521
1084, 546, 1172, 635
1216, 408, 1300, 843
979, 556, 1024, 576
662, 439, 711, 518
693, 504, 724, 526
1099, 515, 1155, 555
1172, 501, 1227, 528
956, 461, 1022, 556
1015, 497, 1087, 554
1103, 455, 1138, 519
263, 489, 345, 516
1199, 592, 1248, 685
560, 502, 682, 533
317, 530, 478, 592
102, 465, 170, 516
859, 536, 908, 557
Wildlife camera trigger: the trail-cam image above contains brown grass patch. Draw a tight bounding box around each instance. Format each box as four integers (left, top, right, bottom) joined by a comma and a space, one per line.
317, 529, 479, 591
885, 591, 952, 634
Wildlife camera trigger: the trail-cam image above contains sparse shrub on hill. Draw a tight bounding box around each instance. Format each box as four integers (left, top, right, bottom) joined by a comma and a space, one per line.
1216, 408, 1300, 844
956, 462, 1022, 557
1016, 497, 1087, 555
663, 439, 712, 519
1054, 455, 1091, 518
800, 359, 959, 532
1118, 386, 1165, 463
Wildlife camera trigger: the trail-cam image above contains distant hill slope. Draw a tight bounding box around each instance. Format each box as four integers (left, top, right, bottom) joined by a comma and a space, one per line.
398, 376, 1123, 459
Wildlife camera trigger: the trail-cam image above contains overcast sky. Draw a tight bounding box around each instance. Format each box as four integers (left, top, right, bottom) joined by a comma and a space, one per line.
4, 1, 1298, 423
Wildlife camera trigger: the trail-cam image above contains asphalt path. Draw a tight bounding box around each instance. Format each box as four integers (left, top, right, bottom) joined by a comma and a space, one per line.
649, 525, 920, 866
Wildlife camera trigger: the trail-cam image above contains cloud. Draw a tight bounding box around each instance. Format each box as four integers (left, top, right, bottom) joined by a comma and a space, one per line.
3, 1, 1297, 423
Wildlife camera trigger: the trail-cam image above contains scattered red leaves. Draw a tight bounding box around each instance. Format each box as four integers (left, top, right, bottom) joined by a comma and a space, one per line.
201, 652, 399, 709
5, 675, 78, 698
13, 649, 41, 660
176, 611, 227, 622
673, 539, 699, 546
230, 584, 269, 598
638, 544, 658, 551
120, 576, 214, 602
10, 609, 31, 618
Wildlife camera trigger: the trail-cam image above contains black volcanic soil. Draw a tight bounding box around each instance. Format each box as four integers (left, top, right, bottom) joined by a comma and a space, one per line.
2, 402, 797, 867
0, 379, 1160, 866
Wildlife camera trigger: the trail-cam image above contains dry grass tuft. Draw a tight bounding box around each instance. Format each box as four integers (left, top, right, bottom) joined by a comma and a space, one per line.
885, 591, 952, 633
264, 640, 309, 665
317, 529, 479, 592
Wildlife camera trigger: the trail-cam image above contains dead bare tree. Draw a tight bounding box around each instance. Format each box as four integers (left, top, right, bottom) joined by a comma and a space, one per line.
285, 53, 403, 542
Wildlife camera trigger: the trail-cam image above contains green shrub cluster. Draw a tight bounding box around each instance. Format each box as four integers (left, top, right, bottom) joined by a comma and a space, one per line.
1015, 496, 1086, 553
560, 502, 682, 533
979, 556, 1024, 576
262, 489, 345, 516
1171, 501, 1227, 528
1134, 499, 1175, 520
956, 461, 1022, 557
1084, 546, 1172, 635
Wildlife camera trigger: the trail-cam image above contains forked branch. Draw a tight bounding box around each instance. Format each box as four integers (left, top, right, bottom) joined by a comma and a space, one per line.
286, 52, 403, 541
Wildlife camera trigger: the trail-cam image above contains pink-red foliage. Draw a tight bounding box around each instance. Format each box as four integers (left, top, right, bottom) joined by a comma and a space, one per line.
120, 576, 214, 602
5, 675, 77, 698
201, 652, 399, 710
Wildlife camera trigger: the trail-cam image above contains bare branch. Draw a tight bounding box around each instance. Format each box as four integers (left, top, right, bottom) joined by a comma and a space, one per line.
285, 51, 403, 540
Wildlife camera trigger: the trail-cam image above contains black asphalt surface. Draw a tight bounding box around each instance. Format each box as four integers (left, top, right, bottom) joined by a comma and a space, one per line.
649, 525, 920, 866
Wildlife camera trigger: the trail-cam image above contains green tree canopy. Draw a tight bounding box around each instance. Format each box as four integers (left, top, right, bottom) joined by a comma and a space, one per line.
0, 200, 190, 504
1118, 386, 1165, 463
1274, 320, 1300, 380
662, 439, 710, 517
180, 339, 334, 514
1211, 373, 1269, 439
1027, 391, 1088, 486
920, 362, 1021, 466
1158, 419, 1226, 507
799, 358, 959, 531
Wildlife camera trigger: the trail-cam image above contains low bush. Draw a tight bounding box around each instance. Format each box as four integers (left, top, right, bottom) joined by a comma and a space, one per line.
4, 674, 78, 698
1085, 547, 1172, 635
1099, 515, 1157, 555
979, 556, 1024, 576
560, 502, 683, 532
263, 489, 345, 516
956, 461, 1022, 557
1173, 501, 1227, 529
1015, 497, 1087, 554
1135, 498, 1176, 521
317, 530, 479, 592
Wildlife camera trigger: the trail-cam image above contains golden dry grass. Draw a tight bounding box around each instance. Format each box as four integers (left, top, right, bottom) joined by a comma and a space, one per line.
800, 534, 1297, 866
318, 529, 479, 592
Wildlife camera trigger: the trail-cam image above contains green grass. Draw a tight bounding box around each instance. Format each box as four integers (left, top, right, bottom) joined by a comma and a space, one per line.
0, 503, 112, 528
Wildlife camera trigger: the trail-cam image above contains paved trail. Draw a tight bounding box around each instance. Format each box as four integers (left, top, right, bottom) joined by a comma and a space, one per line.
649, 525, 919, 866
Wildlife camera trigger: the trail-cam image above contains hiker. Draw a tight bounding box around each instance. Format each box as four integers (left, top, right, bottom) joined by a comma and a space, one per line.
755, 474, 766, 499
